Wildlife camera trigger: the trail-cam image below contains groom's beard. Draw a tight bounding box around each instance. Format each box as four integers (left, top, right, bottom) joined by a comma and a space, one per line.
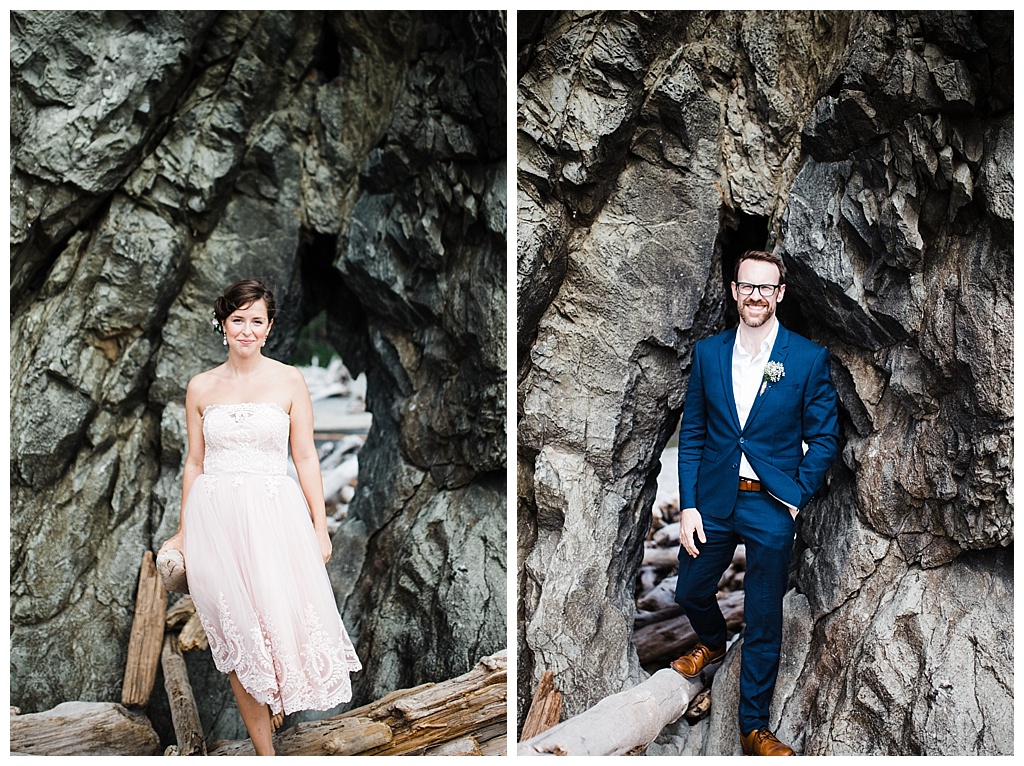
739, 298, 775, 328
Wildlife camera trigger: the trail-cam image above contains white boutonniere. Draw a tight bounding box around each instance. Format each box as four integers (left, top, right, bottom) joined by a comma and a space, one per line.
759, 361, 785, 395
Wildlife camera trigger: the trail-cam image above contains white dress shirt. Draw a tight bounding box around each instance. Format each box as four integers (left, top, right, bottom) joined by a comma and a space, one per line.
732, 317, 779, 482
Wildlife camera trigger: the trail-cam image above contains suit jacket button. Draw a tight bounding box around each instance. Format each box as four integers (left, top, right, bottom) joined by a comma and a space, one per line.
739, 437, 746, 444
732, 463, 738, 469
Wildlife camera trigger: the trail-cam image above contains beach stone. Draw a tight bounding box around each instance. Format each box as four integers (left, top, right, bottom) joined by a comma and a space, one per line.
518, 10, 1011, 756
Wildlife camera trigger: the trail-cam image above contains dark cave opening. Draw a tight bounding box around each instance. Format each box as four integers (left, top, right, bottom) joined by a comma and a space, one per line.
314, 20, 343, 82
294, 229, 369, 377
717, 210, 811, 339
292, 229, 373, 434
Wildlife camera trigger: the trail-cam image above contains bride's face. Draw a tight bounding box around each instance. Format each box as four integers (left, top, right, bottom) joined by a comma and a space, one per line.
225, 300, 273, 354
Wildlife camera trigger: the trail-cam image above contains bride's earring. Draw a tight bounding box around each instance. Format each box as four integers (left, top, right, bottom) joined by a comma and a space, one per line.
223, 335, 227, 346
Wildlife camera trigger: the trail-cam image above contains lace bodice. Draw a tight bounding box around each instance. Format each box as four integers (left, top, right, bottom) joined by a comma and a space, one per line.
202, 402, 290, 476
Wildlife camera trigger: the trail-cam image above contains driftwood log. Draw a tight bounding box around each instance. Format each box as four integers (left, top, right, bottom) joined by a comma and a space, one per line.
121, 550, 168, 707
207, 651, 507, 756
633, 590, 745, 666
519, 669, 562, 741
208, 717, 393, 756
161, 634, 206, 755
10, 701, 161, 756
165, 595, 195, 629
424, 736, 484, 755
178, 611, 210, 652
164, 595, 210, 652
517, 664, 722, 756
471, 726, 507, 756
641, 546, 681, 569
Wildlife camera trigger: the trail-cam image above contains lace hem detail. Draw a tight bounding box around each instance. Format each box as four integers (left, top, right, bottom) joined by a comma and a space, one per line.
197, 591, 362, 715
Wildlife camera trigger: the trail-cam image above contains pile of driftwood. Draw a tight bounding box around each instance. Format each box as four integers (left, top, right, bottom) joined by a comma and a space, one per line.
633, 498, 746, 673
317, 433, 363, 534
10, 551, 507, 756
517, 496, 747, 756
302, 358, 368, 531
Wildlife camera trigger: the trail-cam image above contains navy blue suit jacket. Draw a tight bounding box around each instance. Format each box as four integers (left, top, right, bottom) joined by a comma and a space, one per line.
677, 323, 839, 518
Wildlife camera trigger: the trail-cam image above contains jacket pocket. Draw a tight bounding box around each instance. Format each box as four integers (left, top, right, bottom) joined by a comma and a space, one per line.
769, 455, 801, 471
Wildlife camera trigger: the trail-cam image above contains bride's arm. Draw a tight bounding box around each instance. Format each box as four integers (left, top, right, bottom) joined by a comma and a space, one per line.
288, 368, 332, 564
160, 378, 205, 552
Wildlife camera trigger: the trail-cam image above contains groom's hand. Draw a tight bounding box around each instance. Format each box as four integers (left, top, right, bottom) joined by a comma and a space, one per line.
679, 507, 705, 558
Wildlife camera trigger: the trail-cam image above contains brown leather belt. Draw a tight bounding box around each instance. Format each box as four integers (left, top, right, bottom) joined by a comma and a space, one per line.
738, 477, 762, 492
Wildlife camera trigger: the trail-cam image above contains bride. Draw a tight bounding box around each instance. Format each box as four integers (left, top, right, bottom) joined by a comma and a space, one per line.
159, 278, 361, 755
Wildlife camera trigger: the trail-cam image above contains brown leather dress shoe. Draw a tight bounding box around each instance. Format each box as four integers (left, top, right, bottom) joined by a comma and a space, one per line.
669, 641, 726, 678
740, 728, 794, 756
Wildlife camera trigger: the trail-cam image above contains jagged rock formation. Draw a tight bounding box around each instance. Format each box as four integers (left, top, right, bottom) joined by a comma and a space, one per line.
10, 9, 506, 744
517, 10, 1011, 756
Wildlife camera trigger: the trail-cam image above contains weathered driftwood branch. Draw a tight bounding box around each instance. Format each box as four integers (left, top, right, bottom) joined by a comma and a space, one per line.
161, 634, 206, 755
121, 550, 167, 707
343, 649, 507, 756
178, 611, 209, 652
164, 594, 210, 652
635, 603, 683, 629
633, 590, 745, 666
165, 595, 195, 629
517, 664, 722, 756
208, 717, 393, 756
424, 736, 484, 755
520, 669, 562, 741
208, 650, 507, 756
10, 701, 161, 756
471, 724, 507, 756
641, 545, 680, 568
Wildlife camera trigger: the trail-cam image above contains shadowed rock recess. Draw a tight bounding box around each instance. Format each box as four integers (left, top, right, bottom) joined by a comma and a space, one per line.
10, 9, 506, 742
517, 10, 1010, 756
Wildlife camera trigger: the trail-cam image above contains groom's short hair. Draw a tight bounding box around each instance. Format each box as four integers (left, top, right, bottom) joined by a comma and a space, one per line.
735, 250, 786, 284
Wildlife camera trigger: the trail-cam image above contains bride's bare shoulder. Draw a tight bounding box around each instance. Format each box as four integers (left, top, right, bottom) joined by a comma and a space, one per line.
185, 367, 222, 400
268, 360, 308, 390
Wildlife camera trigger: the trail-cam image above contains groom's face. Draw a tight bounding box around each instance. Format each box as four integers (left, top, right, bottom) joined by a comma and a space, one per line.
732, 259, 785, 329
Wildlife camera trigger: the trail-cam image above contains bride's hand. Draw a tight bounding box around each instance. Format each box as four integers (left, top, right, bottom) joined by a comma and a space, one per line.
318, 532, 332, 564
159, 532, 183, 553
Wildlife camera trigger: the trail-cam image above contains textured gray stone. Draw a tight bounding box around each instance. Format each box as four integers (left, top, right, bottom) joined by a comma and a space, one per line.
518, 10, 1011, 755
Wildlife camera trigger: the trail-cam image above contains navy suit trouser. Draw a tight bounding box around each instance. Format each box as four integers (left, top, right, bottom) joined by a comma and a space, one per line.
674, 489, 795, 734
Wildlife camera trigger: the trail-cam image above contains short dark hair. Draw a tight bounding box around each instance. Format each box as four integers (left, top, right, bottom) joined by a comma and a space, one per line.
213, 279, 277, 327
734, 250, 786, 284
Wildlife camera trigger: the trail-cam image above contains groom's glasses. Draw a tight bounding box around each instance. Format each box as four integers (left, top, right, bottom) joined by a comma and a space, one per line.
734, 282, 781, 297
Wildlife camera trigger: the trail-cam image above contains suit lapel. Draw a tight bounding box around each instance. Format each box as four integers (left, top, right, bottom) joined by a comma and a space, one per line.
719, 328, 741, 431
743, 322, 790, 431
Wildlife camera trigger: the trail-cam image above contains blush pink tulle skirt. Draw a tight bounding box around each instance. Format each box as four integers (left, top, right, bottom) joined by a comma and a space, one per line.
182, 472, 361, 715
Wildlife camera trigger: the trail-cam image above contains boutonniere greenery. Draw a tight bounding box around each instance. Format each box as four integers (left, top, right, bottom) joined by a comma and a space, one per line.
759, 361, 785, 395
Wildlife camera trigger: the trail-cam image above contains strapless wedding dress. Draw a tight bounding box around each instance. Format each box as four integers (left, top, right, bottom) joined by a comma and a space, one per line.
182, 402, 361, 715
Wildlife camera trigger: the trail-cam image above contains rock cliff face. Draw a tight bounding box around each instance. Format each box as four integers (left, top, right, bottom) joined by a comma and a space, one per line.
10, 9, 506, 742
518, 10, 1011, 755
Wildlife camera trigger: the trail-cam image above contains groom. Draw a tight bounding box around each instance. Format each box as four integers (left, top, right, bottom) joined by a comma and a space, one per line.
671, 250, 839, 756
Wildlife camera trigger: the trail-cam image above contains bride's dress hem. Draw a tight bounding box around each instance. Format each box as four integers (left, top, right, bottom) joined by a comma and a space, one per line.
182, 402, 363, 718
